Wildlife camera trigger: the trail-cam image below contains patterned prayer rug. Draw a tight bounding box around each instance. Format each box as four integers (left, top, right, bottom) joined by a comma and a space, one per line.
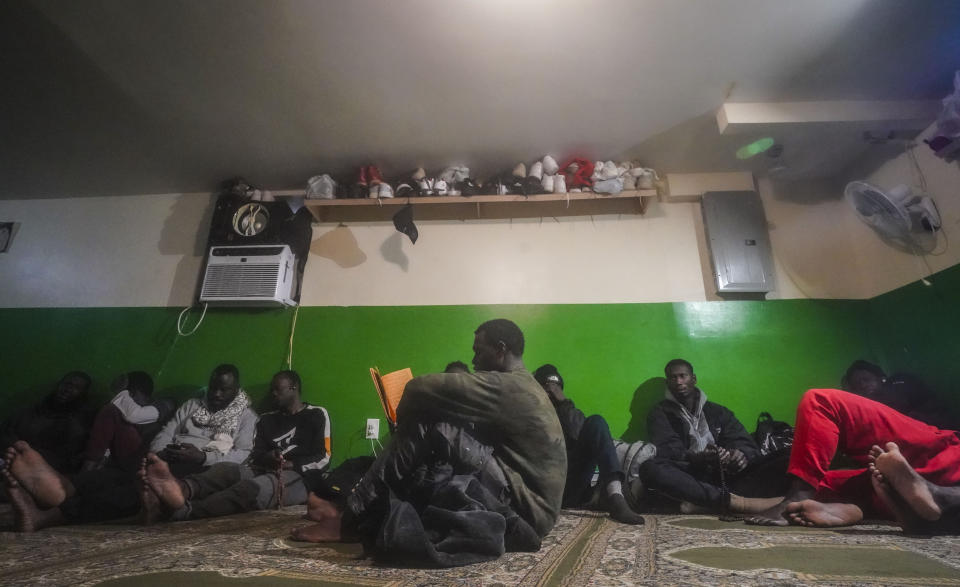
2, 508, 960, 585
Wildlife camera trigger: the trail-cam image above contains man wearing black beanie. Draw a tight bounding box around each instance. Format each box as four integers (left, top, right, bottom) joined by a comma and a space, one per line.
533, 364, 644, 525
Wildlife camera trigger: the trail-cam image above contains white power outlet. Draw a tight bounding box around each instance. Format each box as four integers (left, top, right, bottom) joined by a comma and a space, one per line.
365, 418, 380, 440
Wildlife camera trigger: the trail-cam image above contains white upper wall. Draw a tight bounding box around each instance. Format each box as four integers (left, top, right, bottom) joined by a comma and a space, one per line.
1, 189, 823, 308
0, 195, 717, 307
5, 121, 956, 308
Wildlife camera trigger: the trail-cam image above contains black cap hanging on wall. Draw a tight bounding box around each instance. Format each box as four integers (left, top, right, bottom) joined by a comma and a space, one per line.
392, 204, 418, 244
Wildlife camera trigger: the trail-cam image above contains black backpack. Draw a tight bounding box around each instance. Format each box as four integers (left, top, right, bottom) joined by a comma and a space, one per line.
754, 412, 794, 456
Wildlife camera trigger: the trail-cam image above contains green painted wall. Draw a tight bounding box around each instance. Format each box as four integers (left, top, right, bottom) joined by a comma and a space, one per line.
866, 263, 960, 411
1, 299, 879, 465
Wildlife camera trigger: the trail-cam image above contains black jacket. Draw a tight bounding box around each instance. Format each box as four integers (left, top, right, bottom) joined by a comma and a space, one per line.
551, 399, 586, 452
250, 403, 331, 474
647, 396, 759, 463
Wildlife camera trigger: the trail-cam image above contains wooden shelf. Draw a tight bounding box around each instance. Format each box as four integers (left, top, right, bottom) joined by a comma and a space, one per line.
275, 189, 658, 223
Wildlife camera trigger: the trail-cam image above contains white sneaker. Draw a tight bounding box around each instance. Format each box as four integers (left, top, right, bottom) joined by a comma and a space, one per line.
636, 168, 655, 189
529, 161, 543, 180
439, 165, 470, 184
541, 174, 555, 192
417, 177, 434, 195
542, 155, 559, 175
307, 174, 337, 199
512, 163, 526, 178
434, 179, 449, 196
369, 183, 394, 199
554, 175, 567, 193
600, 160, 619, 180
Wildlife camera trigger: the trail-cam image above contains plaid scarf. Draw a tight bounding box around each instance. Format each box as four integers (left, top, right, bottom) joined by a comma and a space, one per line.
191, 389, 251, 440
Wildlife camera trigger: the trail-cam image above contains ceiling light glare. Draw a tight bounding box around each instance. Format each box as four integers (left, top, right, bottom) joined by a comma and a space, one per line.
736, 137, 775, 160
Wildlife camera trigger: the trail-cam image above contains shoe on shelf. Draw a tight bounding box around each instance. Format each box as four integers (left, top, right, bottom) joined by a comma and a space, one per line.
411, 167, 427, 181
367, 165, 384, 185
593, 177, 623, 194
457, 178, 479, 196
599, 160, 619, 180
542, 155, 559, 176
440, 165, 470, 184
395, 181, 419, 198
417, 177, 435, 196
528, 161, 543, 180
306, 174, 337, 199
369, 182, 394, 199
554, 175, 567, 193
357, 166, 368, 187
512, 162, 526, 178
622, 175, 637, 190
541, 174, 555, 193
521, 176, 544, 195
434, 179, 449, 196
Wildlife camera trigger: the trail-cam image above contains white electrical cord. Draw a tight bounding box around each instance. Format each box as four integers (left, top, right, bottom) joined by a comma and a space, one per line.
176, 303, 208, 336
286, 305, 300, 369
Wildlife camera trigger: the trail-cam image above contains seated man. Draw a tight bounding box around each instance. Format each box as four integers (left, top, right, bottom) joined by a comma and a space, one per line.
82, 371, 174, 473
140, 370, 330, 521
747, 388, 960, 529
149, 363, 257, 477
1, 364, 256, 531
444, 360, 470, 374
640, 359, 783, 514
533, 364, 644, 525
292, 319, 567, 567
842, 359, 955, 429
1, 371, 94, 474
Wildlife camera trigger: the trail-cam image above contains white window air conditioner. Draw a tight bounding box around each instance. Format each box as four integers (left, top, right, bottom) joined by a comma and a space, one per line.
199, 245, 296, 306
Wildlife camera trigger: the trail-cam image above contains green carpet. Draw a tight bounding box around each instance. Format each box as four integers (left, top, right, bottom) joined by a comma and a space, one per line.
673, 545, 960, 580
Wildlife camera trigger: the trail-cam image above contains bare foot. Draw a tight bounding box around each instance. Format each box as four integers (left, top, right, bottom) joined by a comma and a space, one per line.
785, 499, 863, 527
290, 516, 343, 543
870, 463, 921, 530
873, 442, 942, 521
6, 441, 74, 508
304, 492, 341, 521
729, 494, 787, 515
137, 479, 164, 525
745, 478, 817, 526
140, 453, 185, 511
2, 468, 64, 532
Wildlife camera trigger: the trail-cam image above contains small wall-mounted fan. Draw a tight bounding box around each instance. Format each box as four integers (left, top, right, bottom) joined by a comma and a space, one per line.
844, 181, 942, 253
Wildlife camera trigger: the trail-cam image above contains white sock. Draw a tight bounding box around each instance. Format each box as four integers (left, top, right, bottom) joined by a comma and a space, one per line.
606, 479, 623, 497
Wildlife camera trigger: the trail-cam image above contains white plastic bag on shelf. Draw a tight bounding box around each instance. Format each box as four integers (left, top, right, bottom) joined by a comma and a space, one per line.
936, 70, 960, 138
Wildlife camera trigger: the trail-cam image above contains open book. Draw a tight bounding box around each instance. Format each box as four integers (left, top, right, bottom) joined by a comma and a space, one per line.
369, 367, 413, 427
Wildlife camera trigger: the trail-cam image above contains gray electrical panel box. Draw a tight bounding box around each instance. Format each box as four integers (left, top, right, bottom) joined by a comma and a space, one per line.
701, 190, 775, 293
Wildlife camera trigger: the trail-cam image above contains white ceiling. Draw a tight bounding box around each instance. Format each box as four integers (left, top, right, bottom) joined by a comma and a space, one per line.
2, 0, 959, 198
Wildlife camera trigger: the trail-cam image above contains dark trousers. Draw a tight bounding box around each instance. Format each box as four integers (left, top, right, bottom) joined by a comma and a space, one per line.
564, 415, 623, 507
176, 462, 308, 520
59, 460, 208, 524
640, 453, 790, 508
60, 466, 139, 523
348, 421, 509, 520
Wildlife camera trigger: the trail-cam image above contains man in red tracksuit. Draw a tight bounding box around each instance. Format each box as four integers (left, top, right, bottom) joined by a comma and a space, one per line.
748, 388, 960, 530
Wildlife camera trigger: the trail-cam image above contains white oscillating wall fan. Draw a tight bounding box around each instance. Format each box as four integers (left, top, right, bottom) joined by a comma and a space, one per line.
844, 181, 942, 253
